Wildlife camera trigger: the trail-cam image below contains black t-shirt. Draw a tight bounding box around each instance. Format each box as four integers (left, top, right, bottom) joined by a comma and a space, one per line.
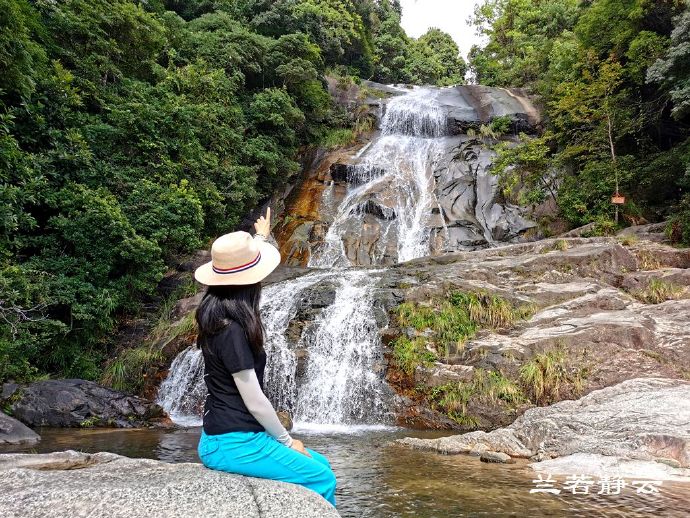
199, 321, 267, 435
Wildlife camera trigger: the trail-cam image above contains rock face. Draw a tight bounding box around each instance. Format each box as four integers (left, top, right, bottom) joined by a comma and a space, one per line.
0, 451, 340, 518
275, 82, 541, 267
377, 237, 690, 428
398, 378, 690, 470
1, 379, 166, 428
0, 411, 40, 445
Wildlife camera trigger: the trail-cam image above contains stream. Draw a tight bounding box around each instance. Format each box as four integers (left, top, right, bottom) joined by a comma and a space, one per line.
5, 426, 689, 517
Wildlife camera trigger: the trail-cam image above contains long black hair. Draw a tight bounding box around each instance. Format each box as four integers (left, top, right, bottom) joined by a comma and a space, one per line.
195, 283, 264, 355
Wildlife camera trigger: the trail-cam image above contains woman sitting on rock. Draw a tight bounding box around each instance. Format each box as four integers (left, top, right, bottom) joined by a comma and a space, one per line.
194, 208, 337, 507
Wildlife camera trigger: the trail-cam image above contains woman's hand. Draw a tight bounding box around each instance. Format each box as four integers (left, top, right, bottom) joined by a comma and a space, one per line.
290, 439, 312, 458
254, 207, 271, 238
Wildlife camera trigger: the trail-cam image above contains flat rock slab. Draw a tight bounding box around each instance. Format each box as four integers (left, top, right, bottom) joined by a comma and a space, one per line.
398, 378, 690, 471
0, 411, 39, 445
0, 451, 340, 518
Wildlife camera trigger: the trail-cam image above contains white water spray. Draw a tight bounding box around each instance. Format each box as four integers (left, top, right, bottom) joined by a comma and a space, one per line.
309, 88, 448, 267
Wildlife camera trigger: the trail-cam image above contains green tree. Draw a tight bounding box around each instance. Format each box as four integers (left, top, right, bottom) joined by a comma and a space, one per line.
647, 5, 690, 120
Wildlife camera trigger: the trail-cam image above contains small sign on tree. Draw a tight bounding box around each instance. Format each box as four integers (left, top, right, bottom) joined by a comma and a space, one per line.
611, 193, 625, 205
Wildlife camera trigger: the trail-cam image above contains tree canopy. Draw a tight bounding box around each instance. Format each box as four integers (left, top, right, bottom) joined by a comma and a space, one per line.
471, 0, 690, 235
0, 0, 464, 383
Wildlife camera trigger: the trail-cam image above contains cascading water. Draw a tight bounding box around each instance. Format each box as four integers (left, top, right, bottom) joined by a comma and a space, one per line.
309, 88, 449, 267
158, 87, 453, 430
293, 270, 387, 424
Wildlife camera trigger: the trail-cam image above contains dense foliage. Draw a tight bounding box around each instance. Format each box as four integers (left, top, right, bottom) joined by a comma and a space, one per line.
0, 0, 465, 383
471, 0, 690, 237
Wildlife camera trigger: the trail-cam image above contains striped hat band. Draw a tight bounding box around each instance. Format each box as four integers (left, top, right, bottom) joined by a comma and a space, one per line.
212, 252, 261, 275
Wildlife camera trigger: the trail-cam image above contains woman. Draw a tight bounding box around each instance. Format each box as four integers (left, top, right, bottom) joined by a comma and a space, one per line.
194, 208, 337, 507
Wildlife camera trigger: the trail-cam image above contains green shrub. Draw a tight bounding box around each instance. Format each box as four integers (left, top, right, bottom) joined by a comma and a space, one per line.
667, 194, 690, 246
582, 216, 619, 237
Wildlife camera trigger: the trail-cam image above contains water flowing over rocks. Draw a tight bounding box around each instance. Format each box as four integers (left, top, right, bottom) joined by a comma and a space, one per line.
159, 234, 690, 433
0, 411, 39, 445
0, 451, 340, 518
275, 83, 541, 267
158, 270, 396, 428
397, 378, 690, 477
1, 380, 166, 428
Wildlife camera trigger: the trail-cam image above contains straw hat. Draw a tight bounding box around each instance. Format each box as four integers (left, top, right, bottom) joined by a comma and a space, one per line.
194, 231, 281, 286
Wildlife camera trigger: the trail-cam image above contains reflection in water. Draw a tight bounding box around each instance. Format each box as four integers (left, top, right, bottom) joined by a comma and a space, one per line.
3, 427, 689, 518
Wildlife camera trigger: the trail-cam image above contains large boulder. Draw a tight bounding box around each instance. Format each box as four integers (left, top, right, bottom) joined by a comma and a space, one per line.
0, 411, 40, 445
398, 378, 690, 470
1, 379, 166, 428
0, 451, 340, 518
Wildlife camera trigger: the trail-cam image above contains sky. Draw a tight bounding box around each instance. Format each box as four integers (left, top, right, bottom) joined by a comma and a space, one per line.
399, 0, 486, 59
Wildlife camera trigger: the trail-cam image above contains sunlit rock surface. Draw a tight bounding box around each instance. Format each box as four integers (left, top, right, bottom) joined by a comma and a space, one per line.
0, 451, 340, 518
397, 378, 690, 472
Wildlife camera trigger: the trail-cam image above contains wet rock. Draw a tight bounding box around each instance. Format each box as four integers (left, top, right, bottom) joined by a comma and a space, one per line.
0, 451, 340, 518
276, 411, 293, 431
356, 200, 396, 220
438, 85, 541, 134
330, 163, 385, 185
274, 84, 542, 266
468, 444, 489, 456
294, 348, 309, 379
0, 411, 40, 445
480, 451, 514, 464
2, 380, 166, 428
398, 378, 690, 468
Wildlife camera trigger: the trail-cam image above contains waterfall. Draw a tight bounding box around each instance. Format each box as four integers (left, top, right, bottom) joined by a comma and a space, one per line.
157, 347, 205, 427
158, 87, 453, 430
158, 270, 389, 428
309, 88, 448, 267
293, 270, 386, 424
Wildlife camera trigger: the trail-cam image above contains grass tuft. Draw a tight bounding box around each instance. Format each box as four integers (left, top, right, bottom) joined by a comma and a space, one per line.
617, 234, 639, 246
102, 346, 163, 394
632, 278, 684, 304
553, 239, 569, 251
428, 369, 526, 427
395, 291, 533, 357
519, 349, 568, 404
392, 336, 437, 375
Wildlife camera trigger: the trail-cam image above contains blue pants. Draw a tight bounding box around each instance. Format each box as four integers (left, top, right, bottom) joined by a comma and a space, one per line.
198, 430, 337, 507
